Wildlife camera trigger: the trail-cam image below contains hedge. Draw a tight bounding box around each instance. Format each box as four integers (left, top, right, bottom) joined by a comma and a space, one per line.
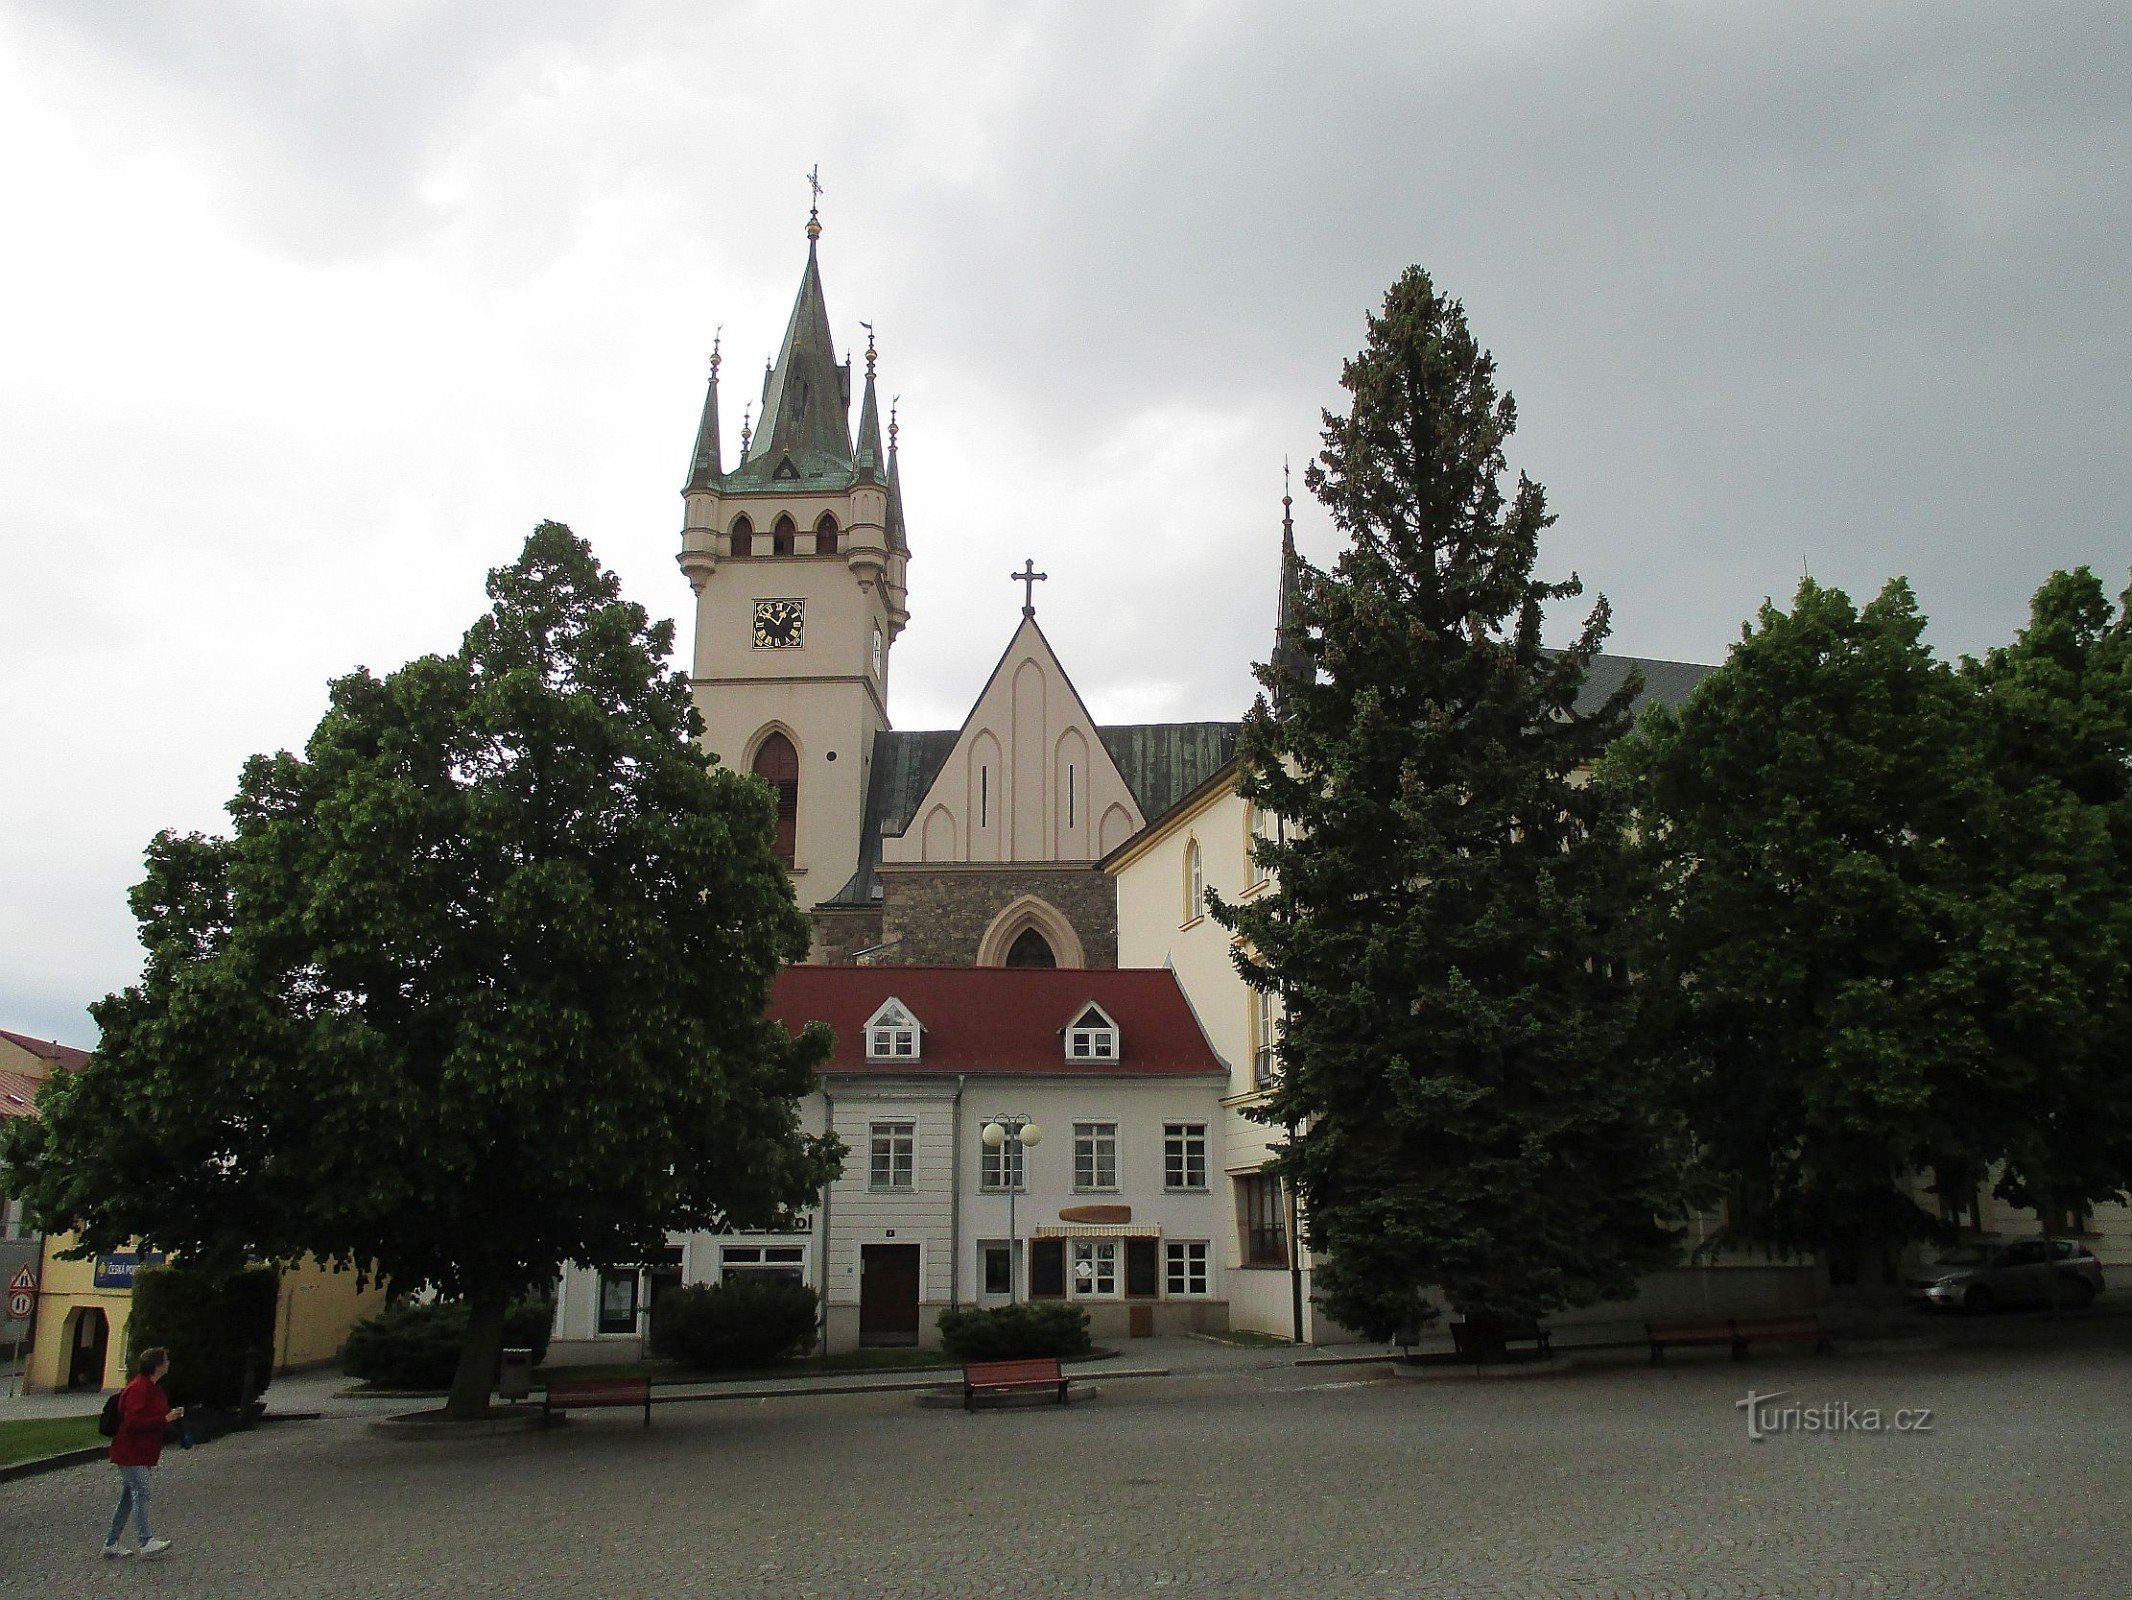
126, 1264, 280, 1411
342, 1296, 554, 1390
648, 1278, 819, 1370
936, 1301, 1092, 1361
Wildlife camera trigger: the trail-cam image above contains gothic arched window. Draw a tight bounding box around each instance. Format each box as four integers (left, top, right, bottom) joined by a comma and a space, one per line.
728, 515, 754, 557
1183, 838, 1205, 924
1005, 929, 1056, 969
772, 515, 797, 557
752, 731, 799, 866
815, 513, 839, 556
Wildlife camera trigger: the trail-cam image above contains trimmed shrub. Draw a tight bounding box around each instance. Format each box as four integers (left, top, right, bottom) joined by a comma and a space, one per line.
342, 1295, 554, 1390
936, 1301, 1092, 1361
648, 1278, 819, 1370
126, 1264, 281, 1411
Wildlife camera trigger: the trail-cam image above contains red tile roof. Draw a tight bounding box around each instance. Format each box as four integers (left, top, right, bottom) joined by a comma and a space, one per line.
768, 967, 1226, 1078
0, 1030, 91, 1073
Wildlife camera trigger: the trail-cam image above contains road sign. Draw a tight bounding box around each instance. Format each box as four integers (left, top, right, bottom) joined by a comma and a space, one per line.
4, 1291, 30, 1320
6, 1265, 32, 1293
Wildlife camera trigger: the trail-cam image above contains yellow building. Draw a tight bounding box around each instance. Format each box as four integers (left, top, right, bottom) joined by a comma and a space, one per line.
25, 1236, 387, 1394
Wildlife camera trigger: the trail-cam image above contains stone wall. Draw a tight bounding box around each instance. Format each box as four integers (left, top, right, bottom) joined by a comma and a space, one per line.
809, 905, 885, 966
876, 865, 1119, 967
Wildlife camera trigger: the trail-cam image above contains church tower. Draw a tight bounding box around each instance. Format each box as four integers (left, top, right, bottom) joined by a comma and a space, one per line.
676, 201, 910, 908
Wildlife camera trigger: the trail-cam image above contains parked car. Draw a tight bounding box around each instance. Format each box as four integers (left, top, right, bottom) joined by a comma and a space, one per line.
1904, 1238, 2105, 1313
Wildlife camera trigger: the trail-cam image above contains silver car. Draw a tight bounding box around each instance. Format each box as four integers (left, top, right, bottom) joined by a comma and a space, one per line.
1905, 1238, 2106, 1313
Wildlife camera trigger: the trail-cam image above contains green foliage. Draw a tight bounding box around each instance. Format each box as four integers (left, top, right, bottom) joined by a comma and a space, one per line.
1210, 265, 1690, 1340
936, 1301, 1092, 1361
646, 1278, 820, 1370
0, 524, 842, 1416
125, 1264, 280, 1411
342, 1296, 555, 1390
1612, 570, 2132, 1283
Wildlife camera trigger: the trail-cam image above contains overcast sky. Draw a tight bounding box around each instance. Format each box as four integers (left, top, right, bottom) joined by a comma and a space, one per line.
4, 2, 2127, 1044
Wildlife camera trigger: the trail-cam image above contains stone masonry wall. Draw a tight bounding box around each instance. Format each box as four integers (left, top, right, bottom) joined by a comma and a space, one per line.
877, 866, 1118, 968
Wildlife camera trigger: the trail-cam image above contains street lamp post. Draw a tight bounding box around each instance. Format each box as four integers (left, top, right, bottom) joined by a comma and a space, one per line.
980, 1116, 1043, 1302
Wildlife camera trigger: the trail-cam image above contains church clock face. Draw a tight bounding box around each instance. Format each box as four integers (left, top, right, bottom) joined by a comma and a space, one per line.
752, 598, 805, 649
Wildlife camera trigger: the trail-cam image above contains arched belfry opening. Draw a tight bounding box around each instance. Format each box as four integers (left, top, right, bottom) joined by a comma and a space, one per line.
772, 515, 797, 557
1004, 928, 1056, 968
752, 730, 800, 866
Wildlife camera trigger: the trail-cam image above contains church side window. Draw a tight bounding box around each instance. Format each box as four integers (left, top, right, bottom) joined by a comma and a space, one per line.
1238, 1171, 1289, 1267
752, 732, 799, 866
1183, 839, 1205, 924
1253, 987, 1279, 1090
815, 512, 839, 556
1005, 928, 1055, 968
772, 514, 797, 557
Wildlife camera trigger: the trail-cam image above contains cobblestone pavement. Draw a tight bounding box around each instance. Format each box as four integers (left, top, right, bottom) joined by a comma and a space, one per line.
5, 1329, 2128, 1599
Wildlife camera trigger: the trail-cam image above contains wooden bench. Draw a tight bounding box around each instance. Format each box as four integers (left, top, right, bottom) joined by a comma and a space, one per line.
962, 1357, 1070, 1411
1647, 1314, 1830, 1364
1731, 1312, 1832, 1357
541, 1375, 653, 1427
1450, 1318, 1553, 1360
1646, 1317, 1743, 1364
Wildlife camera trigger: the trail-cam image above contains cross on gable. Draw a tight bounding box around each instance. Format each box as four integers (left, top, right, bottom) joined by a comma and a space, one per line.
1012, 559, 1048, 617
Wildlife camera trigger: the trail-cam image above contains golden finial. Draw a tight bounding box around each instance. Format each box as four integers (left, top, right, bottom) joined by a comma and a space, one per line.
888, 395, 899, 447
861, 321, 877, 377
739, 403, 753, 456
806, 164, 824, 242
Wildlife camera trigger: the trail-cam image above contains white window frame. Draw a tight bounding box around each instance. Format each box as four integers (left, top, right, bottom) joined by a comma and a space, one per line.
1073, 1122, 1118, 1191
979, 1128, 1025, 1192
1183, 838, 1205, 924
1165, 1240, 1209, 1297
718, 1244, 809, 1284
1253, 988, 1279, 1090
865, 999, 921, 1062
869, 1119, 916, 1190
1064, 1001, 1120, 1064
1071, 1238, 1120, 1298
1164, 1123, 1208, 1191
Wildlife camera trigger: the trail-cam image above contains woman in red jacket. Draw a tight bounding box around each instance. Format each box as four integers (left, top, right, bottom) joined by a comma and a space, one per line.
103, 1346, 185, 1561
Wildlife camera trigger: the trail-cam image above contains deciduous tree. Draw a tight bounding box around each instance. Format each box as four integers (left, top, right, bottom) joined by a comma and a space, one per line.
4, 524, 838, 1417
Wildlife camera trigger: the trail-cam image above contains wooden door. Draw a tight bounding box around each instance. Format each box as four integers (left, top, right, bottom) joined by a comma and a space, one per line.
859, 1244, 921, 1346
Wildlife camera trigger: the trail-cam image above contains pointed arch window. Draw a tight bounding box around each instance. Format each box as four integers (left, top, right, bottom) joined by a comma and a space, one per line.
1005, 929, 1056, 969
772, 515, 797, 557
752, 731, 799, 866
728, 515, 754, 558
1183, 838, 1205, 924
814, 512, 839, 556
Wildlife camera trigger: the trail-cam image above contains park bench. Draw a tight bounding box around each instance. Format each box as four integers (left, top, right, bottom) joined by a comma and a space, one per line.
962, 1357, 1070, 1411
1730, 1311, 1832, 1357
541, 1375, 653, 1427
1450, 1317, 1553, 1360
1646, 1313, 1830, 1364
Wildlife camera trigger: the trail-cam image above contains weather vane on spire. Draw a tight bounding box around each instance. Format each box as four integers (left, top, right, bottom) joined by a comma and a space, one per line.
860, 320, 876, 375
806, 163, 824, 240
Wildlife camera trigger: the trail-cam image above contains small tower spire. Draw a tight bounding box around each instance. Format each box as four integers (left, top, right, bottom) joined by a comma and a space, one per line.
806, 163, 824, 246
739, 402, 753, 459
683, 329, 724, 489
885, 396, 907, 554
1272, 459, 1308, 708
855, 323, 884, 474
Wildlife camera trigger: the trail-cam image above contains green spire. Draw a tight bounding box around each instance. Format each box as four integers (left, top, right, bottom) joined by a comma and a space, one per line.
733, 222, 855, 486
855, 326, 883, 479
683, 334, 723, 491
1271, 461, 1307, 702
885, 397, 907, 554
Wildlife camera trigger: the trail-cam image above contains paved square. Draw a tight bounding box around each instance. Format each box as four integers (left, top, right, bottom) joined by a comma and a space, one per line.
5, 1330, 2128, 1598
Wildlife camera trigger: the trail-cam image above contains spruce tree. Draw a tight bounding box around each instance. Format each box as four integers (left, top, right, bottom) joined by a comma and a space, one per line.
1211, 268, 1686, 1342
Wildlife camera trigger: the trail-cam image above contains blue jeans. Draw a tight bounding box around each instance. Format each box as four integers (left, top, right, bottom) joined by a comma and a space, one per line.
107, 1465, 153, 1546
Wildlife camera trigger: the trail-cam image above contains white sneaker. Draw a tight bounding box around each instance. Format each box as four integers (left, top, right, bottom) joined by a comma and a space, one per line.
138, 1538, 173, 1560
100, 1543, 132, 1560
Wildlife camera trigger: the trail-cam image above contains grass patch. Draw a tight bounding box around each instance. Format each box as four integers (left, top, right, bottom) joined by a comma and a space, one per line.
1196, 1328, 1294, 1349
0, 1413, 104, 1468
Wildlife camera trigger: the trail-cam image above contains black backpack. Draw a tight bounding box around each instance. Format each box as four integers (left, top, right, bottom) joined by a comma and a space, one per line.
98, 1391, 122, 1438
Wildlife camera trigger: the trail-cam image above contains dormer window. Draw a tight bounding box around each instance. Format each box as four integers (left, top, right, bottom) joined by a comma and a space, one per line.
866, 999, 921, 1062
1064, 1002, 1120, 1063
